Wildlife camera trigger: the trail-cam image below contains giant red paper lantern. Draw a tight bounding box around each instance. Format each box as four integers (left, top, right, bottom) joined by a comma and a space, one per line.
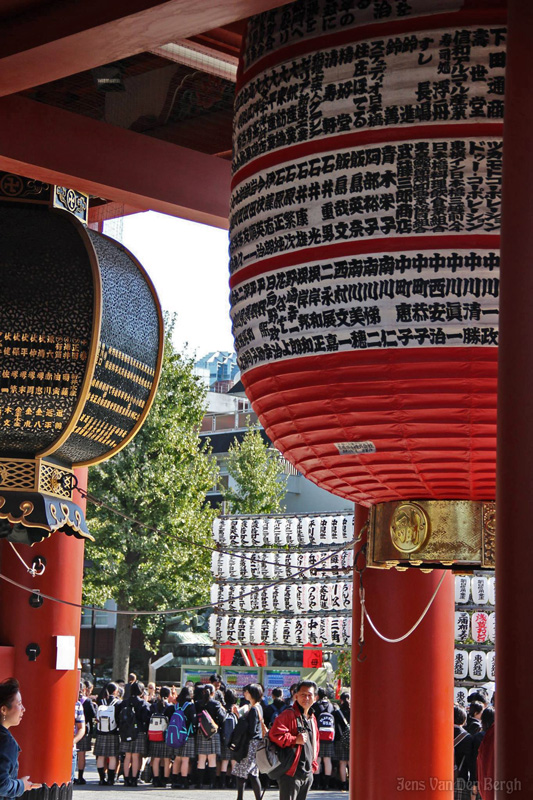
229, 0, 505, 549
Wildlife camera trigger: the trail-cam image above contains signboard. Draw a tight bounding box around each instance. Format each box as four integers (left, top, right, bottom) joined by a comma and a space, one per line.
263, 668, 303, 699
181, 667, 215, 686
222, 668, 261, 696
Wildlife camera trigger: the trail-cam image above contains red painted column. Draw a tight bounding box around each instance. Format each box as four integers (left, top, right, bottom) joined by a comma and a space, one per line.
351, 505, 454, 799
496, 2, 533, 797
0, 468, 87, 787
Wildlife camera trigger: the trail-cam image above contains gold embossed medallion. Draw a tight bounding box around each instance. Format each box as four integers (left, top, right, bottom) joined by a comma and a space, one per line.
390, 502, 430, 554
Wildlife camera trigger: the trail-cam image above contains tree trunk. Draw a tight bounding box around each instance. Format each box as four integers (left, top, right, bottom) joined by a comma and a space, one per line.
113, 605, 134, 681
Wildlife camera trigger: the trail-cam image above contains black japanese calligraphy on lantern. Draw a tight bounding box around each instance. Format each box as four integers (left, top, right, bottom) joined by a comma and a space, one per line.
243, 0, 463, 72
235, 25, 505, 174
231, 247, 499, 373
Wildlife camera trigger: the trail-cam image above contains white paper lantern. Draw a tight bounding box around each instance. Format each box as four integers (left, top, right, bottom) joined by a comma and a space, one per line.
241, 585, 252, 612
329, 617, 342, 646
319, 583, 332, 610
216, 616, 228, 642
250, 519, 263, 546
342, 582, 352, 610
212, 518, 221, 543
488, 612, 496, 643
264, 586, 275, 611
211, 551, 219, 577
318, 517, 333, 545
241, 519, 253, 547
287, 517, 299, 546
488, 577, 496, 606
250, 618, 263, 645
308, 584, 321, 611
228, 616, 242, 643
319, 617, 331, 644
454, 649, 469, 680
276, 520, 288, 546
308, 517, 319, 546
343, 515, 354, 542
209, 614, 217, 639
300, 584, 310, 612
210, 585, 219, 605
486, 650, 496, 681
266, 518, 276, 545
455, 575, 470, 604
219, 553, 230, 579
468, 650, 486, 680
294, 617, 308, 646
261, 617, 275, 645
472, 611, 489, 644
472, 576, 488, 605
307, 618, 321, 644
342, 617, 352, 646
300, 517, 311, 546
454, 611, 470, 642
454, 687, 468, 707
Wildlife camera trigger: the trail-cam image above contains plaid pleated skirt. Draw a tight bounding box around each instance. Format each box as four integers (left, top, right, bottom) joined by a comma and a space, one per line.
120, 732, 148, 755
173, 735, 197, 759
220, 738, 232, 761
76, 733, 92, 752
335, 737, 350, 762
196, 731, 221, 756
148, 739, 176, 759
319, 739, 335, 758
93, 733, 120, 758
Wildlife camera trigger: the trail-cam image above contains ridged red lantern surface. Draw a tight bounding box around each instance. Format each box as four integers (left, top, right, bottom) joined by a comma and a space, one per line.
230, 0, 505, 506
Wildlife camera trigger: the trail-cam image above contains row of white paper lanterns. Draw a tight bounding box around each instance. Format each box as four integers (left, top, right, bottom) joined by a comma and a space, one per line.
210, 581, 352, 612
211, 549, 353, 580
455, 611, 495, 644
213, 515, 354, 547
454, 684, 495, 707
455, 575, 495, 605
454, 649, 495, 681
209, 615, 352, 646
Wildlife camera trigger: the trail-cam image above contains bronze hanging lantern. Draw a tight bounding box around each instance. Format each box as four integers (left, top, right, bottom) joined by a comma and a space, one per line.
0, 173, 164, 543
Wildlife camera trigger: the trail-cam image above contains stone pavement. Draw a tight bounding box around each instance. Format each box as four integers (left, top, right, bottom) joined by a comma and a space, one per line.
73, 756, 344, 800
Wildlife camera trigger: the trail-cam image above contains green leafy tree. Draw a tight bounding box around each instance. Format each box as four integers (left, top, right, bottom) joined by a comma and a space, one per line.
223, 425, 287, 514
84, 326, 218, 679
335, 648, 351, 687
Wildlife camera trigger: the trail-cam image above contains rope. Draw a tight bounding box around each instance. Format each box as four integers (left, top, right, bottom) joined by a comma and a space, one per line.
361, 570, 447, 644
8, 542, 45, 577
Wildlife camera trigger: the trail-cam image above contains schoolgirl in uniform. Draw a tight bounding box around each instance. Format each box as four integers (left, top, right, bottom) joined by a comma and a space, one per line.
170, 686, 197, 789
116, 682, 151, 786
93, 682, 120, 785
148, 686, 175, 787
195, 684, 227, 789
219, 688, 239, 789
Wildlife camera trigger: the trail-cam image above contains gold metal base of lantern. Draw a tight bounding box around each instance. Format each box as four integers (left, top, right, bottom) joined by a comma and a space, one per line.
0, 457, 92, 542
367, 500, 495, 570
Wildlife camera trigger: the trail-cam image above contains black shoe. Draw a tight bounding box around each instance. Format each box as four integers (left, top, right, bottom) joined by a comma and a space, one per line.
98, 779, 108, 786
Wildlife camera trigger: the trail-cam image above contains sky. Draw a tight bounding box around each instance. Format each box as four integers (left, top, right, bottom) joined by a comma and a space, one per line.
105, 211, 235, 360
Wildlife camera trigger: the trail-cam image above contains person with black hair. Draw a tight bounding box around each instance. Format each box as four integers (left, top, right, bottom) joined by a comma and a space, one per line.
466, 701, 484, 737
264, 688, 288, 727
231, 684, 265, 800
311, 688, 335, 789
171, 685, 197, 790
195, 683, 226, 789
94, 682, 120, 785
219, 688, 239, 789
269, 681, 319, 800
148, 686, 175, 787
116, 682, 151, 786
476, 706, 495, 800
74, 681, 97, 785
333, 693, 350, 792
454, 704, 474, 800
0, 678, 41, 800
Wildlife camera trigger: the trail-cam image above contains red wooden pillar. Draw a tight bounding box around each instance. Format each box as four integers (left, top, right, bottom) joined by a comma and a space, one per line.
497, 2, 533, 796
0, 468, 87, 788
351, 505, 454, 799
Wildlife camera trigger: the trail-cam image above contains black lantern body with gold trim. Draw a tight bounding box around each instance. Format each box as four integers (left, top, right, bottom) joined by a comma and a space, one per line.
0, 175, 163, 543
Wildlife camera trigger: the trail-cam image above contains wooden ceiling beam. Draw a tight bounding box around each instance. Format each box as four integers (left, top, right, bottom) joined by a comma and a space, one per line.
0, 0, 286, 96
0, 94, 231, 228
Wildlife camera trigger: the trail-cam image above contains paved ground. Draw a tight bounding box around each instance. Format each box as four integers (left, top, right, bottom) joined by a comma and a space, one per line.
73, 756, 344, 800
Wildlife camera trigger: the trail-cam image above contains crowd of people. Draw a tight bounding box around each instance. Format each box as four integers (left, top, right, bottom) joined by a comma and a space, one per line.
72, 673, 350, 796
454, 689, 495, 800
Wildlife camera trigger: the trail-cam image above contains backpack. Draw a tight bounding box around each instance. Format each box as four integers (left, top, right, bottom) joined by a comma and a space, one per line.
148, 712, 169, 742
269, 703, 288, 725
318, 709, 335, 741
228, 714, 250, 762
166, 702, 191, 750
97, 702, 117, 733
256, 715, 303, 779
119, 702, 138, 742
198, 708, 218, 739
222, 712, 237, 747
